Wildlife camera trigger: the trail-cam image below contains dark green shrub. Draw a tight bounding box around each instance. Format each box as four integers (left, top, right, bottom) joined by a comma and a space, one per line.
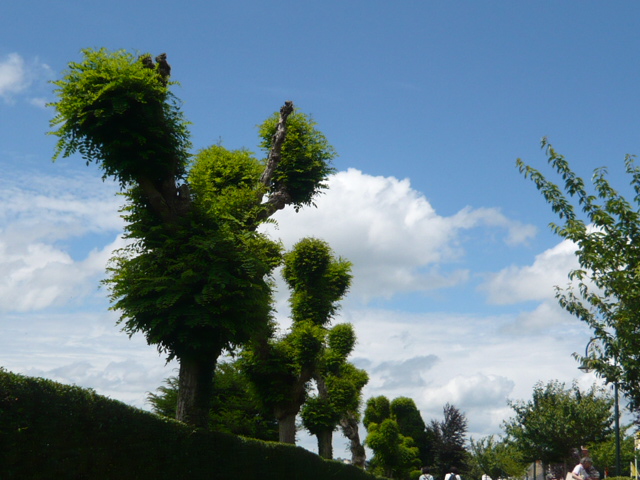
0, 369, 384, 479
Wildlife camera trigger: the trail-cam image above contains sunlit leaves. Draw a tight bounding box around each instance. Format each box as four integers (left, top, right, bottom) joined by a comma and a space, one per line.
258, 112, 336, 210
519, 142, 640, 409
49, 48, 191, 187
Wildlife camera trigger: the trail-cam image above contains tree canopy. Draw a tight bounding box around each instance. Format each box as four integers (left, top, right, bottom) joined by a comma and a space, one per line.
503, 380, 613, 465
242, 238, 353, 445
48, 48, 338, 428
518, 140, 640, 410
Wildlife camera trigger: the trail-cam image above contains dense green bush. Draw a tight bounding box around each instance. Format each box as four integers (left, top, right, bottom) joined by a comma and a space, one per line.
0, 369, 384, 479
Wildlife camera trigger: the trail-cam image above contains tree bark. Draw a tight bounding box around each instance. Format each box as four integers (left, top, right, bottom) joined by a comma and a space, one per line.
255, 101, 295, 223
340, 412, 366, 468
317, 428, 334, 459
277, 412, 297, 444
176, 355, 217, 429
259, 100, 294, 187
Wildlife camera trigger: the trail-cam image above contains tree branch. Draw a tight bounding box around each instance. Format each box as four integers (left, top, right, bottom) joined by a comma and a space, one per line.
259, 100, 294, 187
253, 101, 295, 223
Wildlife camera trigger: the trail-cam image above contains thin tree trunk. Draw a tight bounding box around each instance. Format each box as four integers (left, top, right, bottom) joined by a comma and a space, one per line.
340, 412, 366, 468
278, 412, 297, 444
176, 355, 216, 429
317, 428, 333, 459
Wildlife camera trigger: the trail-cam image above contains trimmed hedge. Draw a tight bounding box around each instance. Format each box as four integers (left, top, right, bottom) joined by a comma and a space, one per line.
0, 369, 384, 479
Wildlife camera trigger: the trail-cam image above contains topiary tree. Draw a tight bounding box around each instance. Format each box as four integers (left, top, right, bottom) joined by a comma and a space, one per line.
365, 417, 421, 479
48, 48, 336, 428
363, 395, 423, 479
300, 323, 369, 460
391, 397, 429, 466
242, 238, 352, 444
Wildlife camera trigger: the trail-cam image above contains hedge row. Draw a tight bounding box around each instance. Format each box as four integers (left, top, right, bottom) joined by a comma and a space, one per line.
0, 369, 384, 479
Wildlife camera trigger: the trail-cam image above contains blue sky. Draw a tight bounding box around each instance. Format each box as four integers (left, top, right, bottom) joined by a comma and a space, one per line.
2, 1, 639, 457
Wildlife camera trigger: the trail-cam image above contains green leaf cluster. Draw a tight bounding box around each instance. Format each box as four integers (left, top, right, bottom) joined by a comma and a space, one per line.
468, 435, 528, 480
503, 380, 613, 465
519, 140, 640, 408
106, 215, 281, 361
147, 363, 278, 441
301, 326, 369, 435
49, 48, 191, 187
364, 396, 431, 479
189, 145, 266, 225
283, 237, 352, 325
242, 238, 355, 446
259, 112, 336, 210
365, 418, 421, 479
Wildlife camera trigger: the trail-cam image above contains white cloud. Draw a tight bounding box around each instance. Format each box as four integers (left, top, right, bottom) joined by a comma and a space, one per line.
480, 239, 579, 304
0, 53, 27, 99
342, 306, 590, 439
0, 53, 53, 105
263, 168, 537, 301
0, 170, 124, 312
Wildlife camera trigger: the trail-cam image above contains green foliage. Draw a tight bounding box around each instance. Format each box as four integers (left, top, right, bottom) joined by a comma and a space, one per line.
188, 145, 265, 225
518, 140, 640, 409
390, 397, 429, 465
259, 111, 336, 210
105, 216, 282, 361
427, 403, 469, 477
243, 239, 352, 411
1, 369, 385, 480
365, 418, 421, 479
49, 48, 191, 187
283, 237, 352, 326
47, 47, 340, 428
468, 435, 528, 480
300, 396, 342, 436
503, 380, 613, 465
587, 425, 636, 476
301, 324, 368, 435
148, 362, 278, 441
327, 322, 357, 359
364, 396, 392, 429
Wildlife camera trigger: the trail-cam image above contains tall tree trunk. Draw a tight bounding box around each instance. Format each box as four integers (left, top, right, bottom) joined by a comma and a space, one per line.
277, 412, 297, 444
340, 412, 366, 468
317, 428, 333, 459
176, 355, 217, 429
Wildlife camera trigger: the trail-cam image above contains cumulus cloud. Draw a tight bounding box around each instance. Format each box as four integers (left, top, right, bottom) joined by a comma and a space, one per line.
0, 53, 27, 99
372, 355, 440, 389
480, 239, 579, 304
2, 308, 176, 408
342, 306, 589, 437
25, 359, 171, 407
422, 373, 515, 409
0, 171, 123, 312
0, 53, 53, 105
263, 168, 537, 301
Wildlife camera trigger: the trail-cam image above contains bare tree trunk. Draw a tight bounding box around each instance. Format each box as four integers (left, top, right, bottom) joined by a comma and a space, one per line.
176, 355, 216, 429
317, 429, 334, 459
277, 412, 297, 444
340, 412, 366, 468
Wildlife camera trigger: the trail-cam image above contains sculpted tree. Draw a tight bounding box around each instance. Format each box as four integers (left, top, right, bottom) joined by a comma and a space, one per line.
363, 395, 421, 479
300, 323, 369, 460
390, 397, 429, 466
49, 48, 336, 428
242, 237, 352, 444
